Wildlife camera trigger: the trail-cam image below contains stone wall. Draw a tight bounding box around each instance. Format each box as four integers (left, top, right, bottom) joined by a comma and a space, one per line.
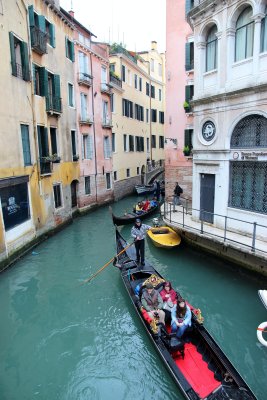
165, 164, 193, 202
114, 176, 141, 200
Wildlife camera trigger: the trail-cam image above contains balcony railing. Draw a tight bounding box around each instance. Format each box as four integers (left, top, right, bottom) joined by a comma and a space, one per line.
46, 94, 62, 114
109, 73, 122, 88
77, 72, 93, 86
100, 82, 111, 94
79, 115, 94, 125
102, 116, 112, 128
30, 26, 47, 55
109, 43, 138, 64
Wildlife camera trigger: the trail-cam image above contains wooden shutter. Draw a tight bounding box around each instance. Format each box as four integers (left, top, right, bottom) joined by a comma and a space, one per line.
39, 67, 48, 97
9, 32, 17, 76
32, 64, 36, 93
70, 41, 75, 61
65, 37, 69, 58
28, 5, 35, 26
185, 85, 191, 102
21, 125, 31, 165
21, 41, 30, 81
38, 15, 46, 33
53, 74, 61, 107
88, 135, 93, 159
49, 24, 55, 48
185, 43, 191, 71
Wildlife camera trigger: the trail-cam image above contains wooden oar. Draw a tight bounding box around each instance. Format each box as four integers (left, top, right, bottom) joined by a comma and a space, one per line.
81, 241, 134, 285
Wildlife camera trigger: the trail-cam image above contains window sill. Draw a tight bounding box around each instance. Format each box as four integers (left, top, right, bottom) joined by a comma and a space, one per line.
233, 57, 253, 67
203, 69, 217, 77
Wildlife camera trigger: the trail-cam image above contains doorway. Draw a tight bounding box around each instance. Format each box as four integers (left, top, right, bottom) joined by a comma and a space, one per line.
200, 174, 215, 223
71, 180, 78, 208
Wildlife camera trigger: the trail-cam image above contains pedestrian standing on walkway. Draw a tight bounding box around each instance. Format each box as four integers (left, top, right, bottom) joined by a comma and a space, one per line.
131, 218, 151, 266
173, 182, 183, 206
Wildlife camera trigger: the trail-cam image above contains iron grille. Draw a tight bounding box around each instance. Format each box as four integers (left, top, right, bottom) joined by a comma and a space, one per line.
229, 161, 267, 214
230, 115, 267, 148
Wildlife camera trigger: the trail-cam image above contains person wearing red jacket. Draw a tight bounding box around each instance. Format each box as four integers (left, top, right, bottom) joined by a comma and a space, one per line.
160, 281, 178, 322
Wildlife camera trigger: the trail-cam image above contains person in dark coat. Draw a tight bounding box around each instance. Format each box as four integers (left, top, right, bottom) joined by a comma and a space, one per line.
173, 182, 183, 206
131, 218, 151, 266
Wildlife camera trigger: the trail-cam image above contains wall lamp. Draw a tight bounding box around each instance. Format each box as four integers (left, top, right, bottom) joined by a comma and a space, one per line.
165, 137, 177, 145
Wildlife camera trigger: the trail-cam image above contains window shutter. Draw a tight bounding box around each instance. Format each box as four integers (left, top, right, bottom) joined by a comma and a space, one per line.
65, 37, 68, 58
44, 127, 49, 156
71, 41, 75, 61
185, 85, 191, 102
53, 74, 61, 112
184, 129, 193, 149
185, 43, 191, 71
88, 135, 93, 159
32, 64, 36, 93
21, 41, 31, 81
21, 125, 31, 165
38, 15, 46, 33
49, 24, 55, 48
9, 32, 17, 76
185, 0, 192, 16
39, 67, 48, 97
37, 126, 42, 158
28, 5, 35, 26
81, 136, 84, 160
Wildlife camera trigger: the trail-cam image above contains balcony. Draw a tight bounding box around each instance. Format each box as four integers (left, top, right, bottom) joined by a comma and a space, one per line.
46, 94, 62, 114
102, 116, 112, 128
79, 115, 94, 125
109, 73, 122, 88
30, 26, 47, 55
100, 82, 112, 94
77, 72, 93, 87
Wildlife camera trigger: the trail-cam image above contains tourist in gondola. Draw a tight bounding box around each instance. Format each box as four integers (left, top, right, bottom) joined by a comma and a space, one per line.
141, 282, 165, 325
160, 281, 178, 322
131, 218, 151, 266
171, 298, 192, 339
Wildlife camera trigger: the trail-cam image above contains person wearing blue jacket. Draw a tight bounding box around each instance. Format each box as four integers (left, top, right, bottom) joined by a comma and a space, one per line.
171, 299, 192, 339
131, 218, 151, 266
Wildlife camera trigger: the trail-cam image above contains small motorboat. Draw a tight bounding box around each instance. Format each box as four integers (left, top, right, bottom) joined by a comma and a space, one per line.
135, 184, 155, 195
257, 290, 267, 347
113, 228, 257, 400
147, 226, 181, 248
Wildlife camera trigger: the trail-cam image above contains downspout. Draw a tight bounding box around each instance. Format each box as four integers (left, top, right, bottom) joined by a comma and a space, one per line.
89, 51, 98, 203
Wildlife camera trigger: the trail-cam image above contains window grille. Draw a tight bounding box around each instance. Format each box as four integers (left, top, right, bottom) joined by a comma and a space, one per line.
230, 115, 267, 148
229, 162, 267, 214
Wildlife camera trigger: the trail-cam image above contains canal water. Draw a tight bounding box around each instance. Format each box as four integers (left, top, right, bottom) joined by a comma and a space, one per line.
0, 196, 266, 400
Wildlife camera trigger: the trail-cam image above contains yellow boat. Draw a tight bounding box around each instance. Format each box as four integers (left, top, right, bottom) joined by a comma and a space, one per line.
147, 226, 181, 249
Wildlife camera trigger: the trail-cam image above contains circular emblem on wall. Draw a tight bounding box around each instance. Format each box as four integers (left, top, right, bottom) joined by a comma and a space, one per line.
233, 152, 239, 160
202, 121, 216, 142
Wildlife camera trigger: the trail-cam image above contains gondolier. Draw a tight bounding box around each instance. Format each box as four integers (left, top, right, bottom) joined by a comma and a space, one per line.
131, 218, 151, 266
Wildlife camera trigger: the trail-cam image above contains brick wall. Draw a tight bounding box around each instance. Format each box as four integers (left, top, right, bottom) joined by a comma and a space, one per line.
165, 165, 192, 202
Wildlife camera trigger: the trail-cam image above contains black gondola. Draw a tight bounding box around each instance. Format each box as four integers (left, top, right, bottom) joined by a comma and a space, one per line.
111, 203, 159, 226
113, 228, 257, 400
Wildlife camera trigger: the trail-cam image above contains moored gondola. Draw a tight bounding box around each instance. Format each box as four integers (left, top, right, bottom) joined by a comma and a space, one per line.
111, 202, 159, 226
113, 228, 257, 400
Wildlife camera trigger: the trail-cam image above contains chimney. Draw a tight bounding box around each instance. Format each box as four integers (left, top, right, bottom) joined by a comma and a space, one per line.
69, 10, 74, 18
151, 41, 157, 51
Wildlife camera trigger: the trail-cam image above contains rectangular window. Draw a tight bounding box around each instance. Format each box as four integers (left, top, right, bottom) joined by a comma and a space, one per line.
112, 132, 116, 152
122, 65, 126, 82
126, 168, 130, 177
50, 127, 58, 156
82, 135, 93, 160
129, 135, 134, 152
106, 172, 111, 189
111, 93, 114, 113
152, 135, 156, 148
0, 178, 30, 231
110, 63, 115, 72
45, 19, 55, 47
147, 137, 150, 152
185, 42, 194, 71
139, 77, 142, 91
84, 176, 91, 195
185, 85, 194, 103
134, 74, 138, 89
53, 184, 62, 208
146, 82, 150, 96
150, 58, 154, 72
104, 136, 111, 158
33, 64, 41, 95
37, 125, 51, 174
65, 37, 75, 61
128, 69, 131, 85
159, 89, 162, 101
21, 125, 31, 166
184, 129, 193, 151
71, 130, 77, 159
151, 109, 157, 122
123, 134, 128, 152
158, 63, 162, 76
151, 85, 155, 99
146, 109, 149, 123
9, 32, 30, 81
46, 71, 62, 113
159, 111, 164, 124
80, 93, 88, 120
137, 167, 140, 175
261, 16, 267, 53
114, 171, 117, 181
122, 99, 133, 118
68, 83, 74, 107
159, 136, 164, 149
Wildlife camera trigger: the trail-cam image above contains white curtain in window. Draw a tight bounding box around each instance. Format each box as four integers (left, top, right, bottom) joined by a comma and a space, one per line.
206, 26, 217, 71
235, 7, 254, 61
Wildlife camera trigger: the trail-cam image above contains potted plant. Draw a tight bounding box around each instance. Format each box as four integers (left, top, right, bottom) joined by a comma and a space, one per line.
51, 154, 61, 163
183, 145, 191, 156
183, 101, 191, 113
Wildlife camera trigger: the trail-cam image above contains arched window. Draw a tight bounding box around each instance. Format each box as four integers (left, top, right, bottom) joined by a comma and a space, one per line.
229, 115, 267, 214
261, 7, 267, 53
235, 7, 254, 61
206, 25, 218, 71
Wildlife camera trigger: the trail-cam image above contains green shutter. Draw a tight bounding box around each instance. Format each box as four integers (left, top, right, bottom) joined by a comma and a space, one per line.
38, 15, 46, 33
37, 126, 42, 157
53, 74, 61, 112
185, 43, 191, 71
49, 24, 55, 47
65, 37, 68, 58
39, 67, 48, 97
28, 5, 35, 27
44, 127, 49, 156
185, 0, 192, 16
32, 64, 36, 93
21, 125, 31, 166
185, 85, 191, 102
21, 41, 30, 81
71, 41, 75, 62
9, 32, 17, 76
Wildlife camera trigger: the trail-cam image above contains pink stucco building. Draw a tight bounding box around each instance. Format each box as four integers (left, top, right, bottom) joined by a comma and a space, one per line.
62, 10, 114, 210
165, 0, 194, 202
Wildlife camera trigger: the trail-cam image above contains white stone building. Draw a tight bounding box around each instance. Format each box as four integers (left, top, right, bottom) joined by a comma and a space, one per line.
188, 0, 267, 238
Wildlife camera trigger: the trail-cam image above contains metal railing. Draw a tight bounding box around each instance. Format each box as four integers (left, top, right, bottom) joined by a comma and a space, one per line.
46, 94, 62, 113
77, 72, 92, 86
162, 200, 267, 255
109, 73, 122, 88
30, 26, 47, 54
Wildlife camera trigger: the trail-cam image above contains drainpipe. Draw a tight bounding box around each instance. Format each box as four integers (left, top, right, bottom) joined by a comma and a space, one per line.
89, 51, 98, 203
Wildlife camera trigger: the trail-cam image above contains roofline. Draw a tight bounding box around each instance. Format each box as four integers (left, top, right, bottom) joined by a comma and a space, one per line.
60, 7, 97, 38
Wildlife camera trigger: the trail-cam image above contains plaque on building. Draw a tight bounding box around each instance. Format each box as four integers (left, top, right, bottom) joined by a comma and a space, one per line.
202, 121, 216, 142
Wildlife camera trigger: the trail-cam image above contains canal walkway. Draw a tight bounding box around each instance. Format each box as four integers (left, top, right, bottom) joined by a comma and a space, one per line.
161, 202, 267, 277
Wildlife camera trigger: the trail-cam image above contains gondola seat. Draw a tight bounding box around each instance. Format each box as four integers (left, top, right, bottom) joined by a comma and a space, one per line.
169, 337, 185, 358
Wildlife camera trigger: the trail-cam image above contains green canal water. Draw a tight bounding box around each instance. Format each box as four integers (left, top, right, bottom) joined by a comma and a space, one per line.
0, 196, 266, 400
